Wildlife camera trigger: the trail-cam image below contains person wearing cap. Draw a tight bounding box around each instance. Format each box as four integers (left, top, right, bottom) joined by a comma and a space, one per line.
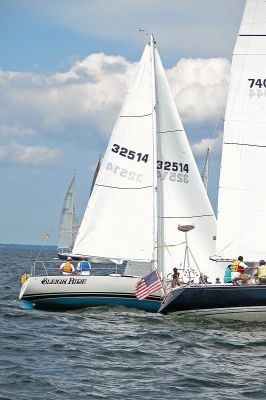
257, 260, 266, 284
59, 256, 75, 275
77, 256, 91, 276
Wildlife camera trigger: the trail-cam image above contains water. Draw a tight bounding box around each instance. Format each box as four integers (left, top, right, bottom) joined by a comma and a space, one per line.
1, 246, 266, 400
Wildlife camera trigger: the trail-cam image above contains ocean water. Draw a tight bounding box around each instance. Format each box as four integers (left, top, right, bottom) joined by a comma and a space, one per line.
1, 246, 266, 400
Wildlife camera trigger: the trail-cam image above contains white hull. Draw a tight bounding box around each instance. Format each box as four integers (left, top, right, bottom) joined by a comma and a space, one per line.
19, 275, 163, 312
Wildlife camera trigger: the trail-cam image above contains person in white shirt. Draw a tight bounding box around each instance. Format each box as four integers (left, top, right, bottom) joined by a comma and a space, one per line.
59, 256, 75, 275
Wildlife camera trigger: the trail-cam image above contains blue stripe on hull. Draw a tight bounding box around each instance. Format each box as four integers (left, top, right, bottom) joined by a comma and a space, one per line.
21, 296, 161, 313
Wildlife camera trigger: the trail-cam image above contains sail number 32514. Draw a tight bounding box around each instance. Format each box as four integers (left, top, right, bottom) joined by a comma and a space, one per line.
111, 144, 148, 163
157, 160, 189, 173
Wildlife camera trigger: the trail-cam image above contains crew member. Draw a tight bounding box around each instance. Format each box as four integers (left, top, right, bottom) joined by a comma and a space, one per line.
231, 256, 248, 282
59, 256, 75, 275
257, 260, 266, 284
77, 256, 91, 275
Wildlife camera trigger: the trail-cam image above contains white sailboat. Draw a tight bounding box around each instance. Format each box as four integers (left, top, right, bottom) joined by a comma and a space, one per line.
159, 0, 266, 321
20, 35, 221, 311
201, 148, 209, 192
57, 176, 80, 259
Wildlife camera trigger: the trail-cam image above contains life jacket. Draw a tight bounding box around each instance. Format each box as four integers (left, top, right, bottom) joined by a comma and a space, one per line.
21, 272, 30, 285
63, 261, 72, 273
80, 260, 90, 271
231, 260, 240, 272
224, 265, 232, 283
258, 265, 266, 278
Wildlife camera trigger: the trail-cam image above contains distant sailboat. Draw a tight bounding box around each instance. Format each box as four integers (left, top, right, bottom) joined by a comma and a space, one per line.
20, 35, 221, 311
201, 148, 209, 192
57, 176, 79, 259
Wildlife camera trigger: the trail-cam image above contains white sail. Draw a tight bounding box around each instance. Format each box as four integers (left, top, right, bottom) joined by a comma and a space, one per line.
153, 48, 218, 279
73, 36, 220, 281
58, 176, 79, 252
215, 0, 266, 262
73, 42, 155, 262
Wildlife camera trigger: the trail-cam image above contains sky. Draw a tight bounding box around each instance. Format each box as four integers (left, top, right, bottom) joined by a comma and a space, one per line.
0, 0, 245, 245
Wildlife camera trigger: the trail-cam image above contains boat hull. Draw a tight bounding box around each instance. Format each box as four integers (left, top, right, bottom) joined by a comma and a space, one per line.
19, 275, 162, 312
158, 285, 266, 321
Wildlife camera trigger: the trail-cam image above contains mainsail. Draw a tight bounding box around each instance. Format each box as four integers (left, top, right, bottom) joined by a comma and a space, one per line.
58, 176, 79, 253
73, 41, 155, 263
215, 0, 266, 261
73, 36, 219, 280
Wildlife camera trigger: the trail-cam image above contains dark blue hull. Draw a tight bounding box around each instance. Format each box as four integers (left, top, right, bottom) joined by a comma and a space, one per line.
158, 285, 266, 320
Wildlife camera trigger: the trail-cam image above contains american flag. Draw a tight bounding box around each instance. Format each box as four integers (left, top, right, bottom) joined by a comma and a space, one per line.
135, 270, 163, 300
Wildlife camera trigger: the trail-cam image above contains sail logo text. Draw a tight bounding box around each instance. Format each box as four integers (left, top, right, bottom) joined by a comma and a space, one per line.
41, 278, 87, 285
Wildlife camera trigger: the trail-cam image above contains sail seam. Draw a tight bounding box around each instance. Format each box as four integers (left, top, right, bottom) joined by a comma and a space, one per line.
239, 34, 266, 36
159, 214, 214, 219
157, 129, 183, 133
224, 142, 266, 148
119, 113, 152, 118
95, 184, 153, 190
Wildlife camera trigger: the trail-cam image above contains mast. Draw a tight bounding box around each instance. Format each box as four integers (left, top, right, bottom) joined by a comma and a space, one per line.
150, 35, 158, 272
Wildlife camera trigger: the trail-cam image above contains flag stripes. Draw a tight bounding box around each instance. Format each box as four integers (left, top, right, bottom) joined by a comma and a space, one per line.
135, 270, 162, 300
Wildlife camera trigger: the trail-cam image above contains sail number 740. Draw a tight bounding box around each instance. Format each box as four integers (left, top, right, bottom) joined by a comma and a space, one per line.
111, 144, 148, 163
248, 79, 266, 88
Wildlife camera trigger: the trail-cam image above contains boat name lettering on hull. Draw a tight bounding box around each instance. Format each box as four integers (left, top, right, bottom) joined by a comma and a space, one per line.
41, 278, 87, 285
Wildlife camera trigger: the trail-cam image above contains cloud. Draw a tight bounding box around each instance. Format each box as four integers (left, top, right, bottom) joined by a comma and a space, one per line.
191, 130, 223, 158
0, 52, 230, 168
167, 58, 230, 123
0, 143, 60, 167
20, 0, 244, 58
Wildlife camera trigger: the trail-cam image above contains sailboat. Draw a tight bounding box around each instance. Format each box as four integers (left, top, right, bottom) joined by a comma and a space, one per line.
57, 176, 80, 260
201, 148, 209, 192
19, 35, 221, 311
159, 0, 266, 321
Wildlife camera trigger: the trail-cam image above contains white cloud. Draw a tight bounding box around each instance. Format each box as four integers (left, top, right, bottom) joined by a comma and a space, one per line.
0, 52, 230, 167
0, 143, 60, 166
191, 130, 223, 157
167, 58, 231, 123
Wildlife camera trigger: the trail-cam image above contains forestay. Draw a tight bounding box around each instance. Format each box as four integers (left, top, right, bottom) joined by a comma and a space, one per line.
215, 0, 266, 261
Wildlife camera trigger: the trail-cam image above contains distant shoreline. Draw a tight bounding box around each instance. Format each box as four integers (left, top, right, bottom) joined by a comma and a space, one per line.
0, 243, 57, 249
